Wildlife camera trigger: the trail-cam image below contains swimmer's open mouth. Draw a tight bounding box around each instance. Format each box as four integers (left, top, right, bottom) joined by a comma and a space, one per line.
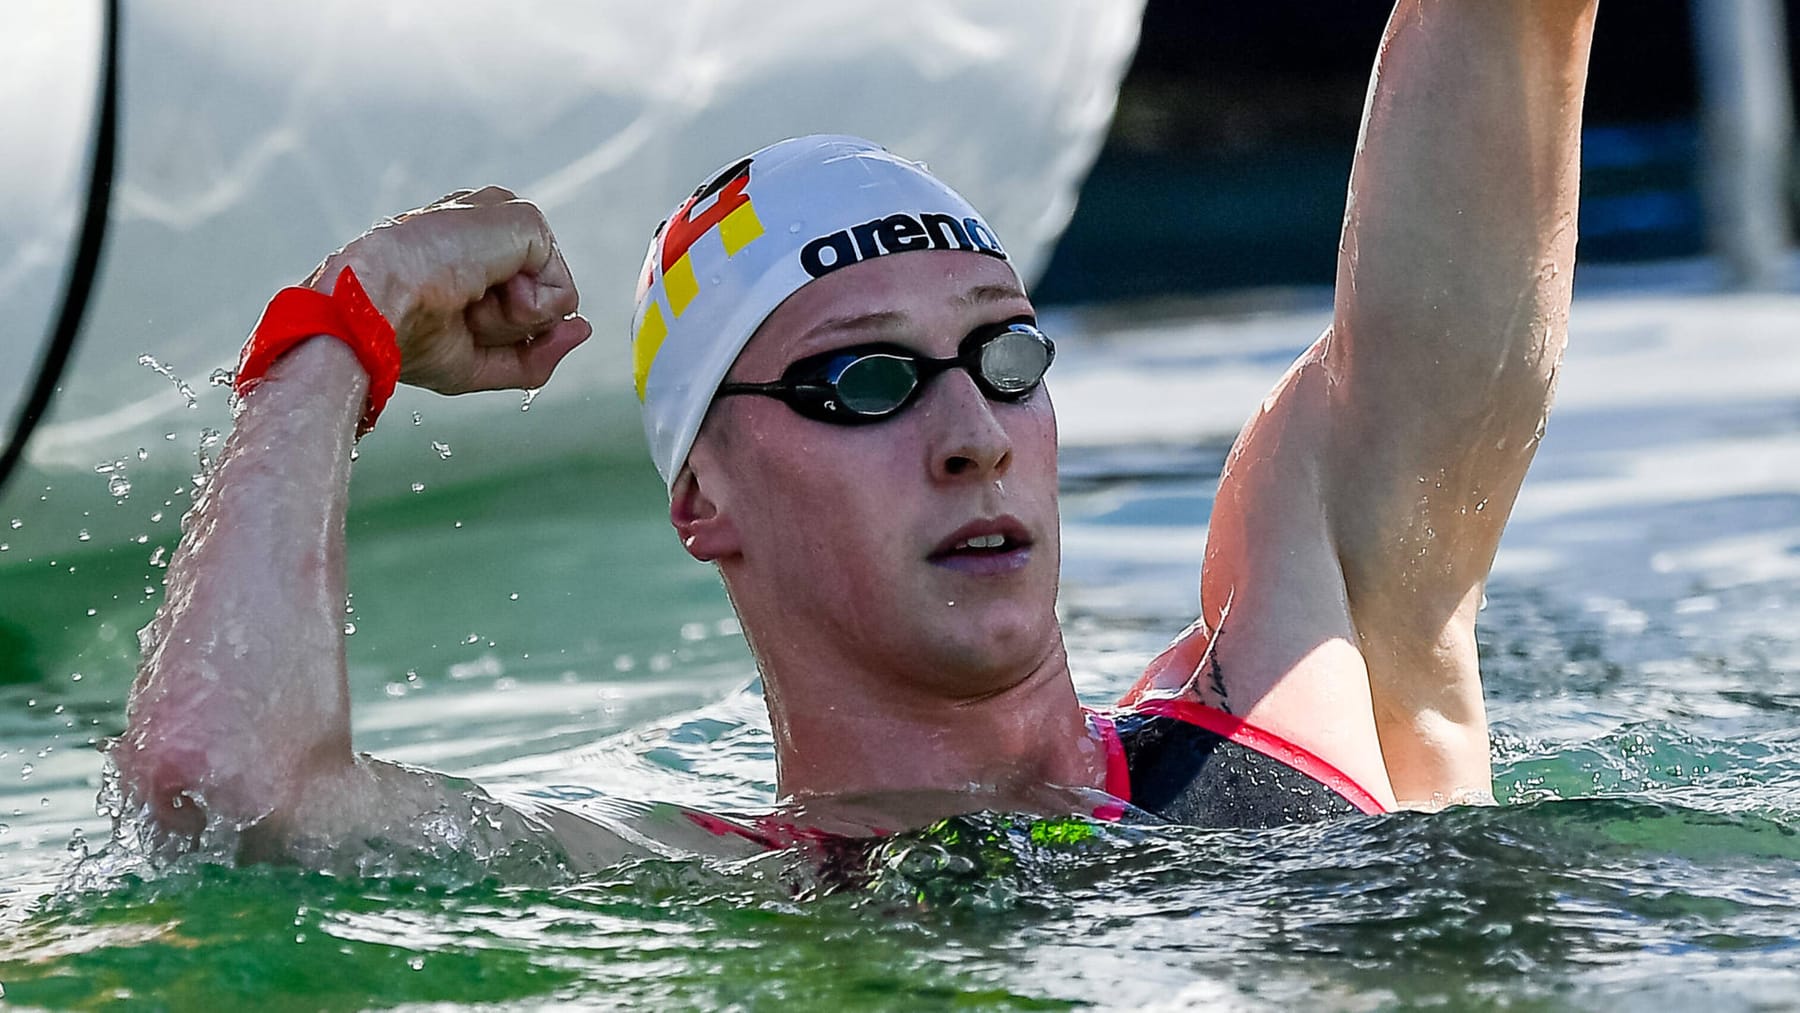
928, 518, 1033, 562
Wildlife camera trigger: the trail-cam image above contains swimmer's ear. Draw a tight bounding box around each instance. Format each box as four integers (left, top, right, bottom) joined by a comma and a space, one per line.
670, 466, 739, 563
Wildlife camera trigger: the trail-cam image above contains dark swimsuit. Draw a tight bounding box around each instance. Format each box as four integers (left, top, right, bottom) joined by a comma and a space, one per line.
681, 697, 1385, 852
1088, 698, 1386, 827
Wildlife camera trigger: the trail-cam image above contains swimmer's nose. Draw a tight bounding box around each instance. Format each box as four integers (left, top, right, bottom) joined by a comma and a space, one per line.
926, 370, 1012, 483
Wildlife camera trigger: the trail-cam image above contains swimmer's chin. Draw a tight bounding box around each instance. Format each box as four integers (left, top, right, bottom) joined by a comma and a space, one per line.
1396, 788, 1499, 813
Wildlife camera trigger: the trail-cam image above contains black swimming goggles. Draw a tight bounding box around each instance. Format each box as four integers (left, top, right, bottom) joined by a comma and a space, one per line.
714, 320, 1055, 425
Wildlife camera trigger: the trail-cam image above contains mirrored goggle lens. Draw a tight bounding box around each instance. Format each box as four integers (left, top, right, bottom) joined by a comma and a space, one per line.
979, 330, 1051, 393
833, 354, 919, 414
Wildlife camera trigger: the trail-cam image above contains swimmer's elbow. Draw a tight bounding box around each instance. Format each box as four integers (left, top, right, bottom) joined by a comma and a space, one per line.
109, 731, 288, 850
111, 739, 223, 844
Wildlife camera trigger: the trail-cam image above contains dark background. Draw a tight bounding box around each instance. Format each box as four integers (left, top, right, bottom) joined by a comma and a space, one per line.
1037, 0, 1797, 302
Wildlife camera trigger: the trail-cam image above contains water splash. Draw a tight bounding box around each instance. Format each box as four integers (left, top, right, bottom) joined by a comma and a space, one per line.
191, 428, 223, 494
137, 355, 199, 409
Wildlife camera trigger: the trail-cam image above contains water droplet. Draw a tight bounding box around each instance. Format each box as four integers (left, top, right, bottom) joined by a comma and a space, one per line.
410, 482, 425, 494
136, 447, 149, 462
1474, 499, 1488, 512
108, 474, 132, 498
0, 544, 8, 552
788, 222, 802, 234
19, 764, 33, 779
150, 510, 164, 523
453, 521, 463, 529
207, 367, 235, 387
139, 354, 200, 408
520, 388, 541, 412
411, 411, 423, 426
164, 431, 177, 441
431, 441, 452, 460
149, 546, 168, 568
69, 672, 82, 682
9, 519, 20, 530
508, 592, 519, 601
464, 633, 480, 645
76, 529, 91, 542
85, 608, 97, 617
343, 622, 357, 636
133, 533, 148, 544
680, 622, 706, 641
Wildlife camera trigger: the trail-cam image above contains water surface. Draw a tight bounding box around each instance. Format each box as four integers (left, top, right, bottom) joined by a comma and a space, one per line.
5, 293, 1800, 1008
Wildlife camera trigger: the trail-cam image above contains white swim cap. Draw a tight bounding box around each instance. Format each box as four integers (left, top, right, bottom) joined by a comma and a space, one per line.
630, 134, 1016, 489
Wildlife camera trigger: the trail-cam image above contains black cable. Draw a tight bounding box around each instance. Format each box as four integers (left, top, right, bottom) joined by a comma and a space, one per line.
0, 0, 121, 496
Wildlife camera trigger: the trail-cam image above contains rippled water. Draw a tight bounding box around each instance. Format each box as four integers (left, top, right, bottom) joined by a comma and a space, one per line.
6, 292, 1800, 1008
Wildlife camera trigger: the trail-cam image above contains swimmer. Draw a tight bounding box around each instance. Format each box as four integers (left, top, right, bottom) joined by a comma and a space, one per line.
114, 1, 1599, 858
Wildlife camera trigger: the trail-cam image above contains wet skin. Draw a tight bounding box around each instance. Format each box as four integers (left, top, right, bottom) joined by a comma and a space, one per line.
113, 1, 1599, 856
676, 251, 1111, 801
689, 252, 1056, 694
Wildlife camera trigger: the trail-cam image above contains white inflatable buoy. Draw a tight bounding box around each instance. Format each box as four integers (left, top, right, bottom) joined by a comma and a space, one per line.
0, 0, 1144, 560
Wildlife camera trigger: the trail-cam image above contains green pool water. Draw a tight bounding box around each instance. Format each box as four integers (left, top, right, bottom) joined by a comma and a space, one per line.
6, 298, 1800, 1009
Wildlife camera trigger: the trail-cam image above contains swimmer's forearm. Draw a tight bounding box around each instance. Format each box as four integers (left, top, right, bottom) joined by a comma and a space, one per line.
116, 336, 365, 840
1321, 0, 1597, 586
1331, 0, 1596, 429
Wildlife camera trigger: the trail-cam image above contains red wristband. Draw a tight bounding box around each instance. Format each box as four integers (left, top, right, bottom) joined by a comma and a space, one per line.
234, 266, 401, 438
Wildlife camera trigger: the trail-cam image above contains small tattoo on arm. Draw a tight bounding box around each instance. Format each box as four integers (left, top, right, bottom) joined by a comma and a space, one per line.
1204, 630, 1230, 715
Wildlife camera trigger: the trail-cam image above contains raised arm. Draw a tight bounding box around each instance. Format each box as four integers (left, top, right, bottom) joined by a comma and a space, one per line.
1322, 1, 1597, 799
1132, 2, 1597, 806
112, 188, 591, 855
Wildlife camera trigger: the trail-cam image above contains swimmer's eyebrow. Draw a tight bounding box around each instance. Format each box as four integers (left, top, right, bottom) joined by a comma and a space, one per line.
798, 284, 1032, 346
798, 310, 909, 347
956, 282, 1030, 307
